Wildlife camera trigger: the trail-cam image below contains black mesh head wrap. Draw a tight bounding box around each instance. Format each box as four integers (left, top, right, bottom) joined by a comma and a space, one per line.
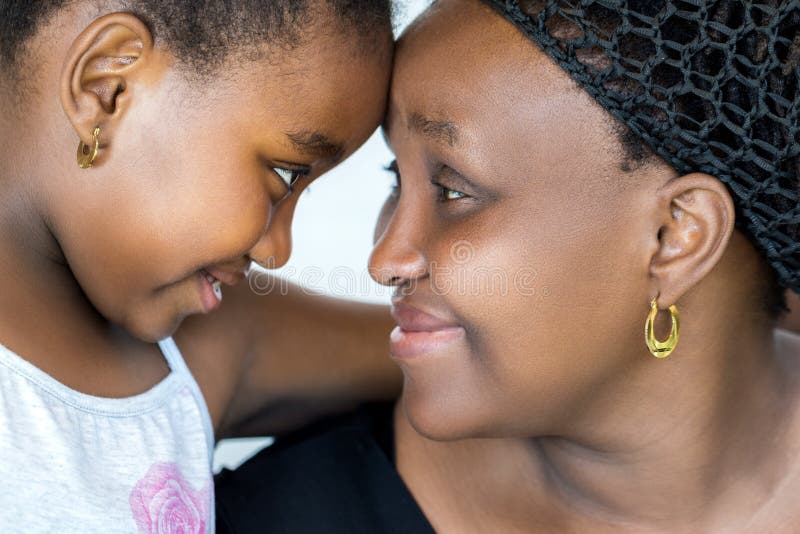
484, 0, 800, 293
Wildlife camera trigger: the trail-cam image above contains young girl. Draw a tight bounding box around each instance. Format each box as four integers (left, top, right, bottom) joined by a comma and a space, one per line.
0, 0, 400, 531
216, 0, 800, 532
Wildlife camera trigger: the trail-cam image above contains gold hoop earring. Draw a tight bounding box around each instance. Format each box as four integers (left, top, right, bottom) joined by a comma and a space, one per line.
77, 127, 101, 169
645, 296, 679, 359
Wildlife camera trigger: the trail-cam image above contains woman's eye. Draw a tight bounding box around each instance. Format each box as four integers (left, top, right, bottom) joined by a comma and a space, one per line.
437, 184, 467, 202
273, 167, 308, 191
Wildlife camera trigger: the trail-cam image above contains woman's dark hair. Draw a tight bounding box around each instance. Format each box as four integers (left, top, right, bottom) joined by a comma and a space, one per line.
488, 0, 800, 320
0, 0, 393, 74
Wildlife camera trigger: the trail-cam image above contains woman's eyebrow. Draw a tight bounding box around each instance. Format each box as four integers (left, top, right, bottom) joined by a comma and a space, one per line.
284, 130, 346, 163
408, 112, 460, 147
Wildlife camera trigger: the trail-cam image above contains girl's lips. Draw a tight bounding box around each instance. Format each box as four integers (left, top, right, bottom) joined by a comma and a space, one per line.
194, 263, 245, 314
198, 271, 223, 313
205, 266, 246, 287
389, 302, 465, 359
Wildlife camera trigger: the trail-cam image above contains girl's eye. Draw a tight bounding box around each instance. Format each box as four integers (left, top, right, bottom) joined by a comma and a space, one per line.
385, 159, 401, 191
437, 184, 467, 202
273, 167, 308, 192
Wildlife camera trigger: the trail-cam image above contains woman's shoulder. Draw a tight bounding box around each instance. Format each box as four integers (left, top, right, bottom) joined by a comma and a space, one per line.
214, 402, 434, 534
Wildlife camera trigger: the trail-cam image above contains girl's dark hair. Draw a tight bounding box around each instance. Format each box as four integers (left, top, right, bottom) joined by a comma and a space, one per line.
0, 0, 393, 74
488, 0, 800, 320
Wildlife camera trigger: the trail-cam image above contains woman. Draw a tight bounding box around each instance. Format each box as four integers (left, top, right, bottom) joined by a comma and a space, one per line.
216, 0, 800, 532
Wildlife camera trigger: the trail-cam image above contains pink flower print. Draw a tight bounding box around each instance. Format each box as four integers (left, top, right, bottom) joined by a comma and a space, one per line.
130, 462, 211, 534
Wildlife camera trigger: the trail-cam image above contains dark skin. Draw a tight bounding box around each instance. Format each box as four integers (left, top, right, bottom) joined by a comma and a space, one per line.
781, 291, 800, 332
0, 4, 401, 440
370, 1, 800, 531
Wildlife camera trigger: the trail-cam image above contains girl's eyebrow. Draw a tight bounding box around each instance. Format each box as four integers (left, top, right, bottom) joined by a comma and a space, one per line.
285, 130, 346, 163
408, 112, 460, 147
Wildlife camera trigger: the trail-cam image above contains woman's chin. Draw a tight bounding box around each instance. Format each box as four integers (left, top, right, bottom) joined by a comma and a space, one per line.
399, 383, 489, 442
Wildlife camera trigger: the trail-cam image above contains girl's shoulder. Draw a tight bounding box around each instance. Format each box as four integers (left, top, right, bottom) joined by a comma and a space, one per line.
0, 338, 215, 531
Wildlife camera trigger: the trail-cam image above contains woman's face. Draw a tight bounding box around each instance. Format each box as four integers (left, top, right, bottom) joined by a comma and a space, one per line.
53, 24, 391, 342
371, 0, 673, 440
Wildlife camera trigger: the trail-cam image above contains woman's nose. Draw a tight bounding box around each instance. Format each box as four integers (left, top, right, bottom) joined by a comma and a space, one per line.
369, 197, 428, 287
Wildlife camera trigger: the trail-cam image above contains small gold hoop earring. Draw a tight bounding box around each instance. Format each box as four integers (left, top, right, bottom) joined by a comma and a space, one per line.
645, 296, 679, 359
77, 127, 101, 169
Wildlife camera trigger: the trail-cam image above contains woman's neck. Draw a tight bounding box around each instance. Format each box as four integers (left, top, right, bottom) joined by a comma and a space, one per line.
394, 329, 800, 533
535, 329, 800, 530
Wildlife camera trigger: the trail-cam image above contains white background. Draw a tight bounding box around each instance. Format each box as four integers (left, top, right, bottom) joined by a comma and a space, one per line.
213, 0, 432, 472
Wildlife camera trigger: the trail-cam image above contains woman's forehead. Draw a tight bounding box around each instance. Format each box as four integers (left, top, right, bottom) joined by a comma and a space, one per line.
386, 0, 617, 168
392, 0, 542, 95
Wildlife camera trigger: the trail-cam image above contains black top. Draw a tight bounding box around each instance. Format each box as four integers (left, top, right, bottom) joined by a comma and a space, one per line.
215, 402, 435, 534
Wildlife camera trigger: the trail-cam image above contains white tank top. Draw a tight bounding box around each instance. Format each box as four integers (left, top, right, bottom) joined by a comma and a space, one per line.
0, 338, 215, 533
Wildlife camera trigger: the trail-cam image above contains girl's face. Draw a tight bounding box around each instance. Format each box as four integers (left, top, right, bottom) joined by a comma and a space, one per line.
53, 27, 391, 342
371, 0, 674, 440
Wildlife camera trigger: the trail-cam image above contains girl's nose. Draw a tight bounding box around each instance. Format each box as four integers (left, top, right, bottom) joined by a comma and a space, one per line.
247, 198, 296, 269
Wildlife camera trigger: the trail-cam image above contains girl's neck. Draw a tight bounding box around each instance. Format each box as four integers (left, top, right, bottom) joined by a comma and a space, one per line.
0, 137, 166, 397
394, 329, 800, 533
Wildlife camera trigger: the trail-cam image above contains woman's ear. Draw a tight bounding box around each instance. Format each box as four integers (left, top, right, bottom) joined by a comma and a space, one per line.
648, 172, 736, 306
60, 13, 154, 148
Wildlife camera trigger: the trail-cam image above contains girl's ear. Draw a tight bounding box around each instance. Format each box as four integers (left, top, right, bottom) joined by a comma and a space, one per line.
647, 172, 736, 307
60, 13, 155, 147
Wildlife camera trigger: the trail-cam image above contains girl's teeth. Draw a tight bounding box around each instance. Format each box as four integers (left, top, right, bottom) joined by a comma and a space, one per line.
212, 280, 223, 302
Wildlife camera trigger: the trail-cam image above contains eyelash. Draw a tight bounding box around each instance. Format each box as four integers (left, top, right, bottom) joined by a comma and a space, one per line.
385, 159, 468, 203
385, 160, 401, 192
435, 184, 467, 202
273, 167, 309, 193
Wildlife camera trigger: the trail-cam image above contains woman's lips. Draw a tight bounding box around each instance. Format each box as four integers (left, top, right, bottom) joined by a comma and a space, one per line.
390, 327, 465, 360
390, 303, 465, 360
